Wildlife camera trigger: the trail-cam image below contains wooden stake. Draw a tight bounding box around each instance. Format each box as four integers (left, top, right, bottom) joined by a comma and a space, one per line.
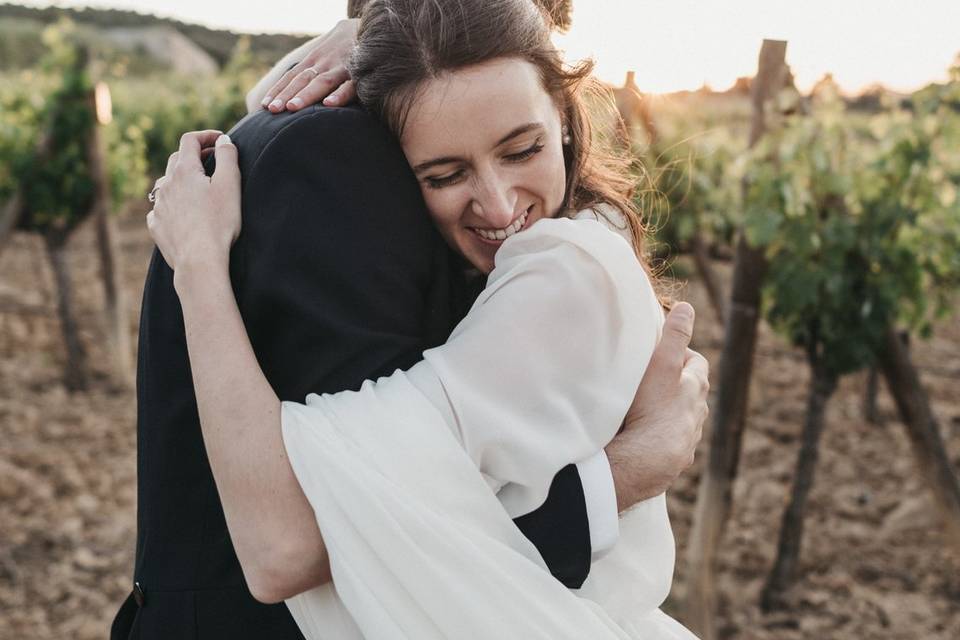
0, 194, 24, 255
86, 81, 133, 388
682, 39, 789, 639
761, 340, 837, 610
45, 234, 87, 391
877, 326, 960, 554
863, 366, 881, 424
690, 231, 727, 325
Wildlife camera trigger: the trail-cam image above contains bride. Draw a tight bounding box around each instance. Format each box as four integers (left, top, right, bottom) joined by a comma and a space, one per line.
146, 0, 705, 637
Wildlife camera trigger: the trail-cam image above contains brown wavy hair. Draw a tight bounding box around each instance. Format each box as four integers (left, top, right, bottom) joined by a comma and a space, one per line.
349, 0, 651, 262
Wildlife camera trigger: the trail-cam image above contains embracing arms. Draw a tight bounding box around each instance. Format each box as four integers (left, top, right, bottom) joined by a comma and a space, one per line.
148, 128, 707, 603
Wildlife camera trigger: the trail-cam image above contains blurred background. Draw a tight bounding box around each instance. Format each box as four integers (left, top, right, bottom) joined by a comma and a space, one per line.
0, 1, 958, 639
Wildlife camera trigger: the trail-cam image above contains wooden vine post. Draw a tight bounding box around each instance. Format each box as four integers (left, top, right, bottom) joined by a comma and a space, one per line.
0, 193, 24, 254
87, 80, 133, 387
760, 325, 839, 609
681, 39, 789, 639
5, 43, 132, 390
689, 232, 727, 325
877, 328, 960, 552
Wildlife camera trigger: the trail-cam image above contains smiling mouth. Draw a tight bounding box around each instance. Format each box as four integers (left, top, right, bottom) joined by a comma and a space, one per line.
469, 205, 532, 243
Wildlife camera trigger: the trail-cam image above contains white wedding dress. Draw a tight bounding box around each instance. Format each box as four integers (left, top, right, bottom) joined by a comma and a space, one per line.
280, 213, 698, 639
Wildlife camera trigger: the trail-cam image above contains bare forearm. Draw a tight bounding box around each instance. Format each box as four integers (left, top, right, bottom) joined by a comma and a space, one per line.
175, 262, 331, 600
606, 436, 675, 513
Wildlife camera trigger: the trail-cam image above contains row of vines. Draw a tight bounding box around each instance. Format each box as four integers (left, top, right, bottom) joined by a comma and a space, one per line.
0, 20, 262, 389
632, 42, 960, 638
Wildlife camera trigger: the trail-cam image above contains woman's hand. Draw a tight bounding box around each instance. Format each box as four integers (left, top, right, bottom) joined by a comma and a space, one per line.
262, 18, 359, 113
146, 130, 241, 288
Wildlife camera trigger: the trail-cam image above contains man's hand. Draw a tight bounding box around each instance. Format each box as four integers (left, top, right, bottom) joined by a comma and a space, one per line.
262, 19, 359, 113
606, 302, 709, 512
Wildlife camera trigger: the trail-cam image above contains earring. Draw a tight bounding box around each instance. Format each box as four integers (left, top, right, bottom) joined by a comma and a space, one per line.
562, 124, 571, 145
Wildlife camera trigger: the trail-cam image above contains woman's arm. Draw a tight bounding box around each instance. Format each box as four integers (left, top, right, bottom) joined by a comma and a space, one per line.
147, 132, 331, 603
148, 131, 708, 604
176, 261, 332, 599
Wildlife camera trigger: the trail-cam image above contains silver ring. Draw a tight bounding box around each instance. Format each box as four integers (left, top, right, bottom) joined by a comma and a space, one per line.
148, 186, 160, 203
304, 67, 321, 77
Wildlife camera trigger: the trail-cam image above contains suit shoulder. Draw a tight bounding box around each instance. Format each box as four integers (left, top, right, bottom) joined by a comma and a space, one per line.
229, 106, 387, 176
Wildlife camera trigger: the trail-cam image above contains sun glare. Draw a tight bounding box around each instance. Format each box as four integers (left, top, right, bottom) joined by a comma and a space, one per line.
18, 0, 960, 95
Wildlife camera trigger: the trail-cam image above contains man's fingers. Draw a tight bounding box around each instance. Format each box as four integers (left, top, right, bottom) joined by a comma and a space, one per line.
681, 350, 710, 394
177, 130, 222, 172
287, 68, 349, 111
323, 78, 356, 106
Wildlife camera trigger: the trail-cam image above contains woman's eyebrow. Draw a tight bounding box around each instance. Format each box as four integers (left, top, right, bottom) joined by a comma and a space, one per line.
495, 122, 543, 146
413, 155, 462, 174
412, 122, 545, 174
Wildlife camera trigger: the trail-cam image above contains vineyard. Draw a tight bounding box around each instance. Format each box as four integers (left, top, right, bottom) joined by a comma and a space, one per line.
1, 19, 959, 640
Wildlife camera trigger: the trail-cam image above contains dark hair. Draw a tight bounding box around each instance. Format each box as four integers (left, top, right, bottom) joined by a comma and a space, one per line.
349, 0, 572, 30
349, 0, 652, 263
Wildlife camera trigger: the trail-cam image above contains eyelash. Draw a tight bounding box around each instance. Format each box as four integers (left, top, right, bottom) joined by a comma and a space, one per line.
424, 140, 546, 190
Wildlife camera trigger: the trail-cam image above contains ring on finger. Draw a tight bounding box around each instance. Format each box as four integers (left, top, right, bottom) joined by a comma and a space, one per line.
304, 67, 321, 77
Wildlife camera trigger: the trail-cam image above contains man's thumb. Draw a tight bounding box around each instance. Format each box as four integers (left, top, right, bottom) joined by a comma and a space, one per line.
657, 302, 695, 369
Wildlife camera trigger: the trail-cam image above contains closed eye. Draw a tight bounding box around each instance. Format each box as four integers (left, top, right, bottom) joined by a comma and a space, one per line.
424, 170, 466, 189
423, 138, 544, 189
504, 139, 544, 163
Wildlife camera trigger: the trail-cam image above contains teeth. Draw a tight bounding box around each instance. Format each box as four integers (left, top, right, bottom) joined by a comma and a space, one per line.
474, 208, 529, 241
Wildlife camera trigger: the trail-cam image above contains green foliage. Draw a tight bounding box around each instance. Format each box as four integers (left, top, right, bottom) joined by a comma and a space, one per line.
109, 38, 257, 174
17, 20, 96, 235
649, 73, 960, 377
639, 103, 749, 254
0, 20, 167, 236
0, 18, 257, 237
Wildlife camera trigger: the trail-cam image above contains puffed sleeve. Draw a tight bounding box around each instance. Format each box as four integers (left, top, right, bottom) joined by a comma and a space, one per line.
414, 216, 664, 516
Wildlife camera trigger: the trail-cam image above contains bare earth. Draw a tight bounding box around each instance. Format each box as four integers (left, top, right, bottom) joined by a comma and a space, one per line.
1, 212, 958, 639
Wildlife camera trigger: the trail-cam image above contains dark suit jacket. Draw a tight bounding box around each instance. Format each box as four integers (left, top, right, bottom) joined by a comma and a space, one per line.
112, 105, 591, 640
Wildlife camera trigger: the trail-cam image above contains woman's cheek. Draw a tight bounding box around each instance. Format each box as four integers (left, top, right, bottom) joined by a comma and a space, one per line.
423, 188, 461, 231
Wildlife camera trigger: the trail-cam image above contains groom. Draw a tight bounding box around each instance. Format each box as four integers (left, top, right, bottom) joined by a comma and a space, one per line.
112, 18, 706, 640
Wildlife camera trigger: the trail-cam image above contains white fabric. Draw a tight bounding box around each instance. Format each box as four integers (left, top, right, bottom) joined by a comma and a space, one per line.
577, 449, 620, 560
281, 217, 698, 639
570, 203, 635, 560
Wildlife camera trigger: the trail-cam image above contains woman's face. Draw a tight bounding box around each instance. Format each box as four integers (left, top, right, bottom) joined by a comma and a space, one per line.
400, 57, 567, 273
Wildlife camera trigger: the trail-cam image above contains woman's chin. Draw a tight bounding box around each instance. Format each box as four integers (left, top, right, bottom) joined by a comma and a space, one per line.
465, 247, 496, 274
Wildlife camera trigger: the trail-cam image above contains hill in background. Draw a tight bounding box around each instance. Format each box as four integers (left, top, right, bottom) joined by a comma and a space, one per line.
0, 3, 313, 72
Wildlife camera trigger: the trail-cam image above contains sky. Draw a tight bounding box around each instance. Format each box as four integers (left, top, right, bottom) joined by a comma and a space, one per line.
14, 0, 960, 94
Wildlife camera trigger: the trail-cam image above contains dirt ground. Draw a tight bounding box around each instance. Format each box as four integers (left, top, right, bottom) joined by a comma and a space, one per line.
1, 211, 958, 639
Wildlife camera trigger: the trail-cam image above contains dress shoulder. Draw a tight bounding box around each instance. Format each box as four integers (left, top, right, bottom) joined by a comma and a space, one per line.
491, 209, 655, 319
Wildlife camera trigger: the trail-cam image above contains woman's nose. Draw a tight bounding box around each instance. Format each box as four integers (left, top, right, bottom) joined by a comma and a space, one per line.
471, 172, 518, 228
